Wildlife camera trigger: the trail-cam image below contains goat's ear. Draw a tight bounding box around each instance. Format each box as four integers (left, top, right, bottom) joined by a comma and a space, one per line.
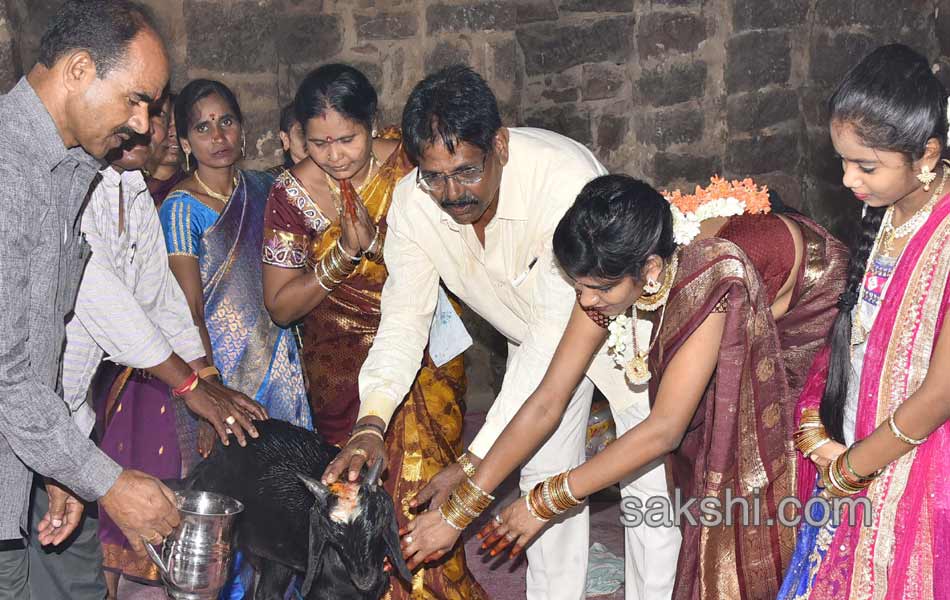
384, 513, 412, 582
301, 504, 327, 596
296, 473, 330, 501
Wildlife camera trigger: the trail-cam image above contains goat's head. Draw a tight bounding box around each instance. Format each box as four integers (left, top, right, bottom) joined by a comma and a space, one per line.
295, 459, 411, 598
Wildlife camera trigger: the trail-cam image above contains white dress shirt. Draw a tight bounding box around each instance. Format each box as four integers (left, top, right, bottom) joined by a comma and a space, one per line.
63, 167, 205, 434
358, 127, 645, 458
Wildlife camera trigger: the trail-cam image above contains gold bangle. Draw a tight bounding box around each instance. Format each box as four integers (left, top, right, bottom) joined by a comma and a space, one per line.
457, 453, 476, 478
887, 414, 927, 446
348, 428, 384, 444
336, 238, 361, 263
364, 228, 384, 263
524, 494, 548, 522
197, 365, 220, 380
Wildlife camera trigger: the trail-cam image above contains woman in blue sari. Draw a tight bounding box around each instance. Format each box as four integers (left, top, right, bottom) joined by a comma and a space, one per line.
159, 80, 311, 597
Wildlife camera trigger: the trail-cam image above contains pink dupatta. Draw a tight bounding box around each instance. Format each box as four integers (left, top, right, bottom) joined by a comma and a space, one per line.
794, 196, 950, 599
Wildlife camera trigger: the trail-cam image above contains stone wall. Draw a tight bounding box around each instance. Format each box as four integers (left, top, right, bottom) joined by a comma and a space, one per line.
3, 0, 950, 407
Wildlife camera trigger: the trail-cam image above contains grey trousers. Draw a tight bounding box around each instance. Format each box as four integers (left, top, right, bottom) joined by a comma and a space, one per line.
0, 478, 106, 600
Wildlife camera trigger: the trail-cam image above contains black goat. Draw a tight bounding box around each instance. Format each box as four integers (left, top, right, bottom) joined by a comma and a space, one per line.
185, 419, 411, 600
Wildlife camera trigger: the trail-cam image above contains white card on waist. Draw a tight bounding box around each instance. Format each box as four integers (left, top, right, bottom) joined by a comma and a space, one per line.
429, 286, 473, 367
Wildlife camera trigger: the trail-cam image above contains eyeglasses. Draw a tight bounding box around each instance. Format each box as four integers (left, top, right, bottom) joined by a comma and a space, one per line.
416, 154, 488, 194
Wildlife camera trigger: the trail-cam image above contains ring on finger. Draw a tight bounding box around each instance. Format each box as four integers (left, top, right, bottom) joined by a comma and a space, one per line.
405, 535, 413, 544
505, 533, 516, 542
494, 514, 503, 524
350, 448, 368, 459
225, 415, 236, 425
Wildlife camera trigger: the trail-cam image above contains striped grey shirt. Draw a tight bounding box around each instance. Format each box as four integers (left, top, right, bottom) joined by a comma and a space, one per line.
0, 78, 122, 539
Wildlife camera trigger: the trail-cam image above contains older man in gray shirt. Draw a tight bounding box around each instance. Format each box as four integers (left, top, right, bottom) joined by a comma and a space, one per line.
0, 2, 183, 597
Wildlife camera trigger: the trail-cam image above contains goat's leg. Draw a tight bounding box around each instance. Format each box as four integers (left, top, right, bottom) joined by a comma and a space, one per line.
253, 560, 297, 600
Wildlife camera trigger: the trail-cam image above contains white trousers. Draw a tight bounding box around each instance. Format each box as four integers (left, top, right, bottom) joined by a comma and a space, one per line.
610, 399, 681, 600
519, 376, 594, 600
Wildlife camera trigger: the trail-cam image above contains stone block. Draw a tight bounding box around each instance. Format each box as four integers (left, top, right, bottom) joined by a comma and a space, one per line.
635, 106, 704, 150
801, 179, 860, 243
727, 88, 799, 133
425, 39, 472, 74
515, 0, 559, 24
186, 2, 278, 73
427, 2, 516, 34
814, 0, 929, 31
653, 153, 722, 189
524, 104, 592, 146
726, 131, 798, 175
597, 114, 629, 153
636, 61, 706, 106
355, 12, 418, 40
561, 0, 633, 12
517, 16, 635, 75
637, 12, 706, 60
799, 85, 833, 129
542, 87, 580, 103
804, 127, 843, 186
938, 1, 950, 54
275, 14, 344, 65
583, 63, 626, 101
807, 31, 875, 87
725, 30, 790, 93
732, 0, 807, 31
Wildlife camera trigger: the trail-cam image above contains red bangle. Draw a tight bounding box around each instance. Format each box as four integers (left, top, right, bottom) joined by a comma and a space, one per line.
172, 371, 200, 397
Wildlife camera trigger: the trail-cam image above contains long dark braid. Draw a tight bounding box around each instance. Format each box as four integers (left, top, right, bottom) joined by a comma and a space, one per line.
820, 206, 885, 443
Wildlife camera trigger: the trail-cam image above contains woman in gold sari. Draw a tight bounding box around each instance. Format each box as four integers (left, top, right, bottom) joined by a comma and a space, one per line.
261, 64, 486, 600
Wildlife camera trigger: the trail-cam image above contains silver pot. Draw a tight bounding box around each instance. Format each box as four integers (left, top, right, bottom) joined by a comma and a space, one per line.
145, 490, 244, 600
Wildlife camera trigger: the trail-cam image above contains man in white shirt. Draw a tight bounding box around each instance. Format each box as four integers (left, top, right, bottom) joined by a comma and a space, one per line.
28, 103, 266, 599
324, 65, 680, 600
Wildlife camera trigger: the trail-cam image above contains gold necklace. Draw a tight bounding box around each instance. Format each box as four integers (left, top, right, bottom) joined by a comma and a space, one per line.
879, 161, 949, 253
194, 170, 238, 203
851, 164, 949, 346
323, 154, 378, 216
627, 303, 668, 385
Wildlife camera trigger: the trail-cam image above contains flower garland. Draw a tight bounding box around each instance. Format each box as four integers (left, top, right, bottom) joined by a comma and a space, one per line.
604, 176, 772, 381
665, 176, 772, 245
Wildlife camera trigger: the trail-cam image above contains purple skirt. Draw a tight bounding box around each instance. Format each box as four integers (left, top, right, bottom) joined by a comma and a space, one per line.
94, 363, 182, 582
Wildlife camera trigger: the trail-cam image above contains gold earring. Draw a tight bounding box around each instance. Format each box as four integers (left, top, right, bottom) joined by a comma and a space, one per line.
184, 152, 190, 172
918, 164, 937, 191
636, 253, 679, 312
643, 279, 661, 294
241, 133, 247, 158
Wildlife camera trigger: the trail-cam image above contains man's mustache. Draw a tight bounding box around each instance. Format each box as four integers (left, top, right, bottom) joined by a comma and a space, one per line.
440, 192, 479, 209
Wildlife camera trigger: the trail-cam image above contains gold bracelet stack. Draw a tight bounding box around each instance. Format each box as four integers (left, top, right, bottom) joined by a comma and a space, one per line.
823, 447, 878, 498
313, 239, 361, 291
456, 453, 477, 478
525, 471, 584, 522
793, 409, 832, 459
887, 413, 927, 445
363, 228, 384, 264
439, 477, 494, 531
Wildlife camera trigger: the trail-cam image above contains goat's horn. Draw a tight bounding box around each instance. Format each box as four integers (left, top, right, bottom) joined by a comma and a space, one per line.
364, 457, 383, 489
296, 473, 330, 500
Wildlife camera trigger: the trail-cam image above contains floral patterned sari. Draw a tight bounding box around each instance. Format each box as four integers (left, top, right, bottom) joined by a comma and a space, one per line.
262, 133, 487, 600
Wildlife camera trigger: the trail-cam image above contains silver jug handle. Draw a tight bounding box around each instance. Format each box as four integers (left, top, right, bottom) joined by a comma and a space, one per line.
143, 537, 175, 586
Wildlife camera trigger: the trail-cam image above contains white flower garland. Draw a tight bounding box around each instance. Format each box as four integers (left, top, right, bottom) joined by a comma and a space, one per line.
669, 196, 747, 246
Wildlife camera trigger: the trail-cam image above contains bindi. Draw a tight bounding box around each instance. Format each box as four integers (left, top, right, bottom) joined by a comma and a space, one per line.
209, 113, 217, 121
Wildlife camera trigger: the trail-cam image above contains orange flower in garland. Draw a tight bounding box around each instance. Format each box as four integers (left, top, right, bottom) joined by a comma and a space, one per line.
663, 176, 771, 215
662, 176, 771, 245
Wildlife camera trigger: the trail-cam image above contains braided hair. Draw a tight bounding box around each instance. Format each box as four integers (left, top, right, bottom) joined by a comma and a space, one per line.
821, 44, 948, 442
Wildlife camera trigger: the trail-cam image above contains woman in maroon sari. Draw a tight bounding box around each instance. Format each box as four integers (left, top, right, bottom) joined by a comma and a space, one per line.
403, 175, 848, 599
